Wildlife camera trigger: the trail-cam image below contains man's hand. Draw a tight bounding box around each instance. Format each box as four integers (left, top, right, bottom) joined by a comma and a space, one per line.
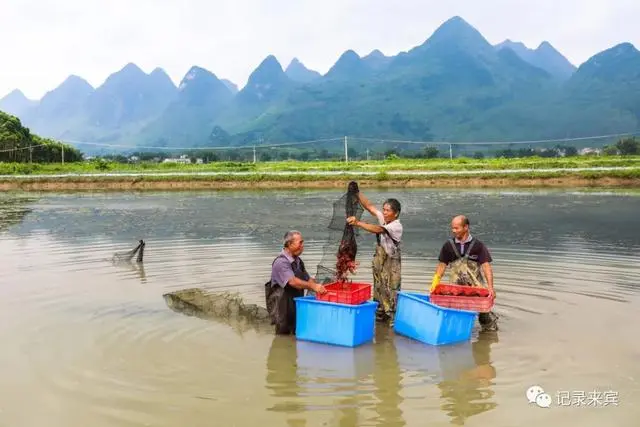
429, 273, 441, 293
489, 288, 496, 300
346, 216, 358, 226
313, 283, 327, 295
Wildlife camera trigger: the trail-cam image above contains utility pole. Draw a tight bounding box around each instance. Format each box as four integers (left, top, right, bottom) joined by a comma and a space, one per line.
62, 145, 65, 164
449, 143, 453, 160
366, 148, 369, 161
253, 146, 256, 164
344, 136, 348, 163
29, 147, 33, 163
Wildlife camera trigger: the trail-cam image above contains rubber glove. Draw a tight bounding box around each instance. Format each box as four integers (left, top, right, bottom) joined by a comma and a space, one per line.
430, 273, 441, 293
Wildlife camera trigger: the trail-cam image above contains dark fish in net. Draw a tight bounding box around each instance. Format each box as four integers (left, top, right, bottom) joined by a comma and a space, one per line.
112, 239, 145, 263
316, 181, 364, 284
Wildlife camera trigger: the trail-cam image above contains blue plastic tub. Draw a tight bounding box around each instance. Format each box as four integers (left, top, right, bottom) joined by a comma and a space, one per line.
393, 291, 477, 346
294, 296, 378, 347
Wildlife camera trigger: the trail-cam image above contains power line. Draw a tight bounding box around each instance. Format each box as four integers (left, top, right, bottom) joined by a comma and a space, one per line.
1, 131, 636, 155
0, 143, 48, 153
62, 137, 343, 151
352, 131, 640, 146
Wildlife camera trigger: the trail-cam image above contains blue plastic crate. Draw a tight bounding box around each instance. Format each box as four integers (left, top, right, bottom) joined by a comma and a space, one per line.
393, 291, 477, 346
294, 296, 378, 347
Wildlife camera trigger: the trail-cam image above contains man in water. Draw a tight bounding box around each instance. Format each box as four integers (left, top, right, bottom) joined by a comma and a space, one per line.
430, 215, 498, 331
265, 230, 327, 335
347, 190, 403, 326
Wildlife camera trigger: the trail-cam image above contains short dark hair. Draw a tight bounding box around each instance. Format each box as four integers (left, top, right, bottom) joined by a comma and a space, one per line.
384, 198, 401, 216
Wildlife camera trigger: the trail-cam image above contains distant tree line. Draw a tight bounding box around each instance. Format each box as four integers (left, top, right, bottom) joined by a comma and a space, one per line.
0, 111, 83, 163
602, 137, 640, 155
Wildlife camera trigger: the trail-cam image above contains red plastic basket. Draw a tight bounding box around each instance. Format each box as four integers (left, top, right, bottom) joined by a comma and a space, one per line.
316, 281, 372, 305
430, 283, 494, 313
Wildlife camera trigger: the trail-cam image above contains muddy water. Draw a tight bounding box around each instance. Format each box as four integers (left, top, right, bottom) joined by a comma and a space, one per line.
0, 189, 639, 427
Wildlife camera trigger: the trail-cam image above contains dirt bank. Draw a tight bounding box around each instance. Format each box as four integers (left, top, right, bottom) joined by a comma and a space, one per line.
1, 175, 639, 191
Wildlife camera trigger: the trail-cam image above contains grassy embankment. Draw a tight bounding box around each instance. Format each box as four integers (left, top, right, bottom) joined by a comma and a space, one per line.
1, 156, 639, 190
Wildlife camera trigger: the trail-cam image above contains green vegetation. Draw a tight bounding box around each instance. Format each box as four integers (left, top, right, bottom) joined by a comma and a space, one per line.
2, 167, 639, 185
0, 111, 82, 163
0, 153, 639, 176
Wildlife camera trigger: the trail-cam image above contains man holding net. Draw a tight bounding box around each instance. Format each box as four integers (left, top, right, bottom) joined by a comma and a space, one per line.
347, 190, 403, 326
265, 230, 327, 335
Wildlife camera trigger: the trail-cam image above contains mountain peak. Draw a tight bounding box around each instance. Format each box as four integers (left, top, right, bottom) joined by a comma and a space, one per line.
419, 15, 493, 55
536, 41, 554, 51
362, 49, 392, 70
287, 57, 303, 67
239, 55, 291, 103
495, 38, 576, 80
609, 42, 639, 55
246, 55, 287, 86
285, 58, 321, 83
149, 67, 176, 89
259, 55, 283, 70
150, 67, 170, 77
325, 49, 369, 81
364, 49, 385, 59
339, 49, 360, 60
61, 75, 94, 90
432, 15, 478, 37
0, 89, 37, 117
179, 66, 218, 90
1, 89, 27, 101
120, 62, 145, 74
575, 42, 640, 81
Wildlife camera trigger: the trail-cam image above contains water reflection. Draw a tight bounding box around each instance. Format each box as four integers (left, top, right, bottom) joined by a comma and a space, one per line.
1, 190, 639, 426
436, 332, 499, 425
265, 336, 307, 425
0, 196, 37, 232
264, 328, 499, 426
372, 327, 405, 427
4, 190, 640, 252
112, 258, 147, 282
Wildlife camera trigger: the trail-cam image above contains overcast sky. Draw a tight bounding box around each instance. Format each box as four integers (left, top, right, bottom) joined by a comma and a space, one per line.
2, 0, 639, 100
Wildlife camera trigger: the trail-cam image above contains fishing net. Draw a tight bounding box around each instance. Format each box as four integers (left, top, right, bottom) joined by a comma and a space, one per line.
315, 181, 365, 284
112, 239, 145, 263
163, 288, 273, 334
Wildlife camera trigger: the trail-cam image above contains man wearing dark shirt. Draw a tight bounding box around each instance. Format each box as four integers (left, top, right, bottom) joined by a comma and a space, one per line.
430, 215, 498, 331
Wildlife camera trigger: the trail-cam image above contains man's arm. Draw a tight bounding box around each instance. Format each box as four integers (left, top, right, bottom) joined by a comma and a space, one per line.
288, 276, 327, 294
356, 191, 380, 217
348, 218, 385, 234
273, 259, 326, 294
481, 262, 494, 298
430, 243, 451, 292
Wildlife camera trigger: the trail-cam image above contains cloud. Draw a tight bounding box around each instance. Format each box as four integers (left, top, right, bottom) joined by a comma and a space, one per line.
1, 0, 638, 100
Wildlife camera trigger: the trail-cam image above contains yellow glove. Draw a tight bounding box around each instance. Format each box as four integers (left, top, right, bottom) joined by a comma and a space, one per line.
430, 274, 441, 293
